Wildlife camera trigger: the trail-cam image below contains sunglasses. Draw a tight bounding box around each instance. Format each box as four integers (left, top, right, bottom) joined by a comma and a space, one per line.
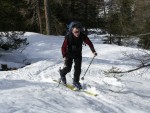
72, 31, 80, 34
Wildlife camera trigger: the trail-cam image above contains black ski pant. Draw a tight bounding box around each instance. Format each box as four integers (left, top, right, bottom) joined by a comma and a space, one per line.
60, 55, 82, 83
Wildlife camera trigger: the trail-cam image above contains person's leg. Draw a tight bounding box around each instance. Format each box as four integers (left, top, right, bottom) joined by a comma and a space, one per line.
73, 56, 82, 84
60, 58, 73, 84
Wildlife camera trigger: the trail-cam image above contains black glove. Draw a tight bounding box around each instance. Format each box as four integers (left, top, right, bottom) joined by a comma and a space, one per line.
93, 52, 97, 57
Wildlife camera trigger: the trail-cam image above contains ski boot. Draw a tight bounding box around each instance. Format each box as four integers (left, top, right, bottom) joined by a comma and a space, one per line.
59, 68, 67, 85
73, 82, 82, 90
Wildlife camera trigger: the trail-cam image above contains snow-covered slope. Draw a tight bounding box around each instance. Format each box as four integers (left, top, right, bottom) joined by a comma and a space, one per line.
0, 32, 150, 113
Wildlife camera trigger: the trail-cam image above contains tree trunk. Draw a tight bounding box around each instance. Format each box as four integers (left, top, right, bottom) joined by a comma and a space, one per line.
37, 0, 43, 33
109, 33, 112, 44
44, 0, 51, 35
84, 0, 88, 35
103, 0, 106, 19
70, 0, 75, 19
118, 37, 122, 46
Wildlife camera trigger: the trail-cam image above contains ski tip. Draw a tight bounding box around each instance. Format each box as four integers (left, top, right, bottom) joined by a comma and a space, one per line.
81, 89, 98, 96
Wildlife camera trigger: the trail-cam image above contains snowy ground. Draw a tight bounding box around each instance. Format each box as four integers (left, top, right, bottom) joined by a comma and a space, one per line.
0, 32, 150, 113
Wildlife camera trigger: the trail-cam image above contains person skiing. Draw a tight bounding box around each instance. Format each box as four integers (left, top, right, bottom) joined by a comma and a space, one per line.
60, 21, 97, 89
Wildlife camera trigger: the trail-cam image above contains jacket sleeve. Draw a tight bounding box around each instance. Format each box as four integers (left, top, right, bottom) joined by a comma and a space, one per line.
83, 35, 96, 53
61, 38, 68, 58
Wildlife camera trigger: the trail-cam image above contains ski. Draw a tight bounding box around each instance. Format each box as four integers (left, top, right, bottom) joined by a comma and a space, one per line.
53, 80, 98, 96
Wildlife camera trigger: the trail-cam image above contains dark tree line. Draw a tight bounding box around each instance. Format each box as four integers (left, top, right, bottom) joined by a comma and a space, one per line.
0, 0, 150, 49
0, 0, 105, 34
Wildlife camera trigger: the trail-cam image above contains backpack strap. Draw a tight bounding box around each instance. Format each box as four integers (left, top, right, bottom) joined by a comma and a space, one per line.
65, 33, 72, 45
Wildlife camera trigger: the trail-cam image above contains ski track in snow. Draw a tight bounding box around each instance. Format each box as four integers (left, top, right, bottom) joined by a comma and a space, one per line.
0, 32, 150, 113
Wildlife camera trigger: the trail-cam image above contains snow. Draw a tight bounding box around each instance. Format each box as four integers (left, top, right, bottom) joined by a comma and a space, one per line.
0, 32, 150, 113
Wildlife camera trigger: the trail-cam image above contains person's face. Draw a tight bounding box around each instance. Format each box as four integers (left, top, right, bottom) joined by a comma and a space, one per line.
72, 28, 80, 38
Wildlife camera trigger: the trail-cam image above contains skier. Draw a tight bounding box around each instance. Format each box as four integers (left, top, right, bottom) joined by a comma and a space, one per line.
60, 21, 97, 89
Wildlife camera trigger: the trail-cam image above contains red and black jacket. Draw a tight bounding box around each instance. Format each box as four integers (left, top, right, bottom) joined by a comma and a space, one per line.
61, 32, 96, 58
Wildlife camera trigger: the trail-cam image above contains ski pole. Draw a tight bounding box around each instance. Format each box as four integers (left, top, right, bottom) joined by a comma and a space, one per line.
57, 78, 61, 87
81, 56, 95, 80
57, 67, 62, 87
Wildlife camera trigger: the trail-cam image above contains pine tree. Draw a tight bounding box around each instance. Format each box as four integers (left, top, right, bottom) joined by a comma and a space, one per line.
106, 0, 133, 45
0, 0, 27, 31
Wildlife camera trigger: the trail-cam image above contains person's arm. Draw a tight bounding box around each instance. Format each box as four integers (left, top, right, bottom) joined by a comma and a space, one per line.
84, 36, 95, 51
61, 38, 68, 58
83, 35, 97, 56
